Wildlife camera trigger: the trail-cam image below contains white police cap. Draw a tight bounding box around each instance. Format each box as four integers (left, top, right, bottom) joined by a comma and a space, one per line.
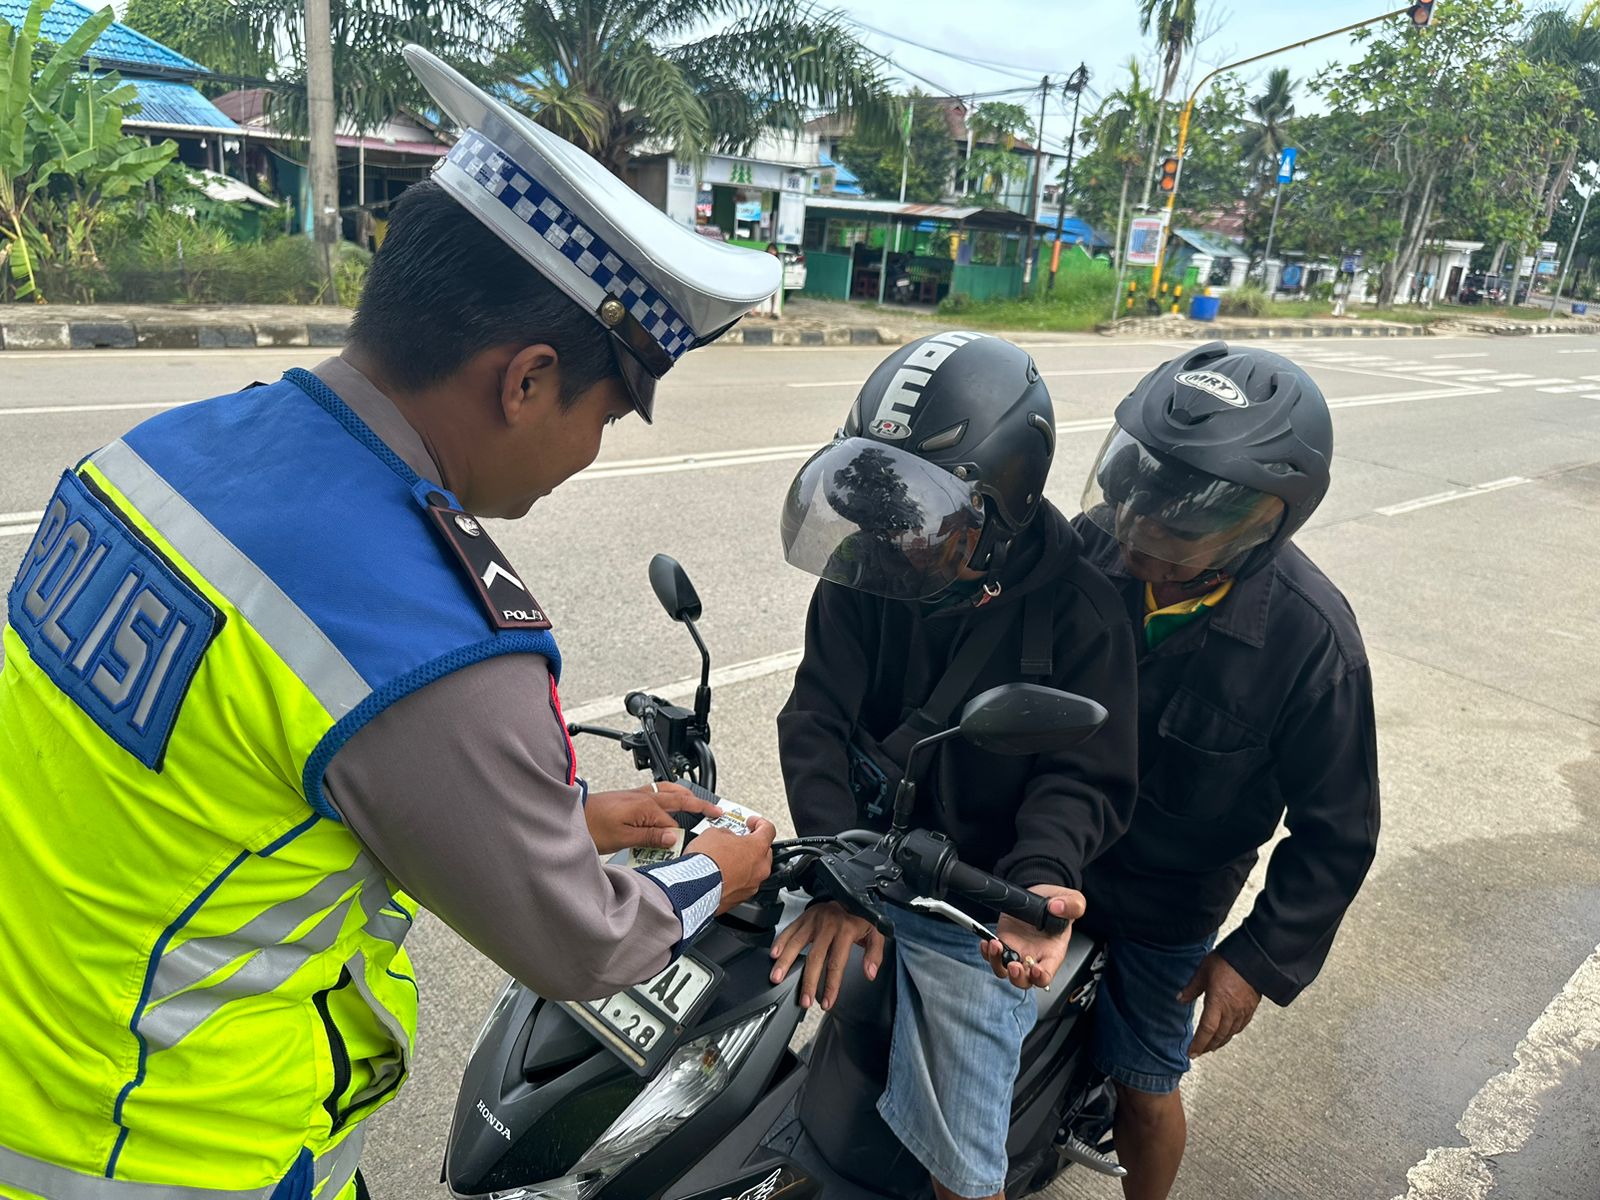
402, 45, 782, 422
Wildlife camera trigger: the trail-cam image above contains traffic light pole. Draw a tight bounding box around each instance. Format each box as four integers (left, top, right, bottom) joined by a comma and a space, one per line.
1048, 65, 1091, 295
1146, 5, 1418, 301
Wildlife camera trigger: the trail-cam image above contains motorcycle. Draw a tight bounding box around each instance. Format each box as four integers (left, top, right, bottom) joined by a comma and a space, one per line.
443, 555, 1128, 1200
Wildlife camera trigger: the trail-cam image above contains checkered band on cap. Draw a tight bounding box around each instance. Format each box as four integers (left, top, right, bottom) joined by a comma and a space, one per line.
444, 131, 698, 361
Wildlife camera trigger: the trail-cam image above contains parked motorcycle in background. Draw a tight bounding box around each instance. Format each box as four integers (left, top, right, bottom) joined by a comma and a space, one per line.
443, 556, 1128, 1200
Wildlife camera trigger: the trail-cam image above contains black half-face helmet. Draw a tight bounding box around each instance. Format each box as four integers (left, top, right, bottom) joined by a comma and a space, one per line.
781, 332, 1056, 600
1082, 340, 1333, 578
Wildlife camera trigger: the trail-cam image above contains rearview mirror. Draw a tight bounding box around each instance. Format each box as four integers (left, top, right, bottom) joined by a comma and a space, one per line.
649, 554, 702, 624
958, 683, 1107, 756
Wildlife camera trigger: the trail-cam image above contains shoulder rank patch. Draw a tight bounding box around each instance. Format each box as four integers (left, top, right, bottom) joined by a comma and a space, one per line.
424, 495, 552, 631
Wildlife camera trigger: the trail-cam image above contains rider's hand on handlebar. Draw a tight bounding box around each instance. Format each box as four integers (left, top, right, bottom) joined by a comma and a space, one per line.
687, 818, 776, 914
584, 783, 723, 854
980, 885, 1085, 991
769, 900, 887, 1011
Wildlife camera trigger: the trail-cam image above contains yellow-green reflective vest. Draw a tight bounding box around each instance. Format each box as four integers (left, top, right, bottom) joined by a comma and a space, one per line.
0, 369, 562, 1199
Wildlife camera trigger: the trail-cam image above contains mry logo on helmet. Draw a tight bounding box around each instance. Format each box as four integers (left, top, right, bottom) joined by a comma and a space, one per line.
1174, 369, 1248, 408
872, 331, 990, 432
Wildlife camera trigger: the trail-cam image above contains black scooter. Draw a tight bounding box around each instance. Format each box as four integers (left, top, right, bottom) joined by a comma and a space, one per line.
443, 556, 1129, 1200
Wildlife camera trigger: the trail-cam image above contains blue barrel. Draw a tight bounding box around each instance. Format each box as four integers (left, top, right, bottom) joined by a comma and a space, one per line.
1574, 302, 1588, 315
1190, 295, 1221, 322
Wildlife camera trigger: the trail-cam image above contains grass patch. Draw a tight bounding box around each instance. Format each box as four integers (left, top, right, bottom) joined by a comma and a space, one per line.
1231, 299, 1568, 325
939, 271, 1116, 332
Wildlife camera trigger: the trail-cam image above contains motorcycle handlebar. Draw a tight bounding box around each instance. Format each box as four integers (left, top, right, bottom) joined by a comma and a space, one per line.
940, 859, 1070, 937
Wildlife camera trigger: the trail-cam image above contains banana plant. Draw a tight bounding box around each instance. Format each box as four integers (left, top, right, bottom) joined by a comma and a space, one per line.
0, 0, 176, 300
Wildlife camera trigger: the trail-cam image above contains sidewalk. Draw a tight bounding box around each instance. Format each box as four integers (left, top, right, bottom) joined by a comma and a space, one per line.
0, 298, 919, 352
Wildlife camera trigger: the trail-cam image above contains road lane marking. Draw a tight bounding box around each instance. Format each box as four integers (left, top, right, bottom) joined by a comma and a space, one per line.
1376, 476, 1531, 516
1538, 383, 1597, 393
1392, 942, 1600, 1200
1432, 351, 1491, 359
0, 400, 189, 416
786, 365, 1149, 388
1558, 348, 1600, 354
562, 648, 804, 727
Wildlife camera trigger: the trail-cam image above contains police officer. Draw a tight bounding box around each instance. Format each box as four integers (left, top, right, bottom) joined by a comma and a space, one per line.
0, 47, 776, 1200
1071, 342, 1380, 1200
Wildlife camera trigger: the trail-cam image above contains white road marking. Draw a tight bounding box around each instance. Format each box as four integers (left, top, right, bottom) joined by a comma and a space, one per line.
0, 348, 308, 361
1432, 351, 1491, 359
1538, 383, 1597, 393
0, 400, 189, 417
0, 522, 40, 539
1376, 476, 1531, 517
1392, 943, 1600, 1200
1476, 374, 1535, 383
1558, 348, 1600, 354
561, 648, 804, 727
786, 365, 1148, 388
0, 510, 44, 524
1512, 378, 1571, 387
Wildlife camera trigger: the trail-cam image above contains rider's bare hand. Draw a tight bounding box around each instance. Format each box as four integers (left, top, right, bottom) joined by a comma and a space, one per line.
686, 818, 775, 914
980, 885, 1085, 990
769, 900, 886, 1011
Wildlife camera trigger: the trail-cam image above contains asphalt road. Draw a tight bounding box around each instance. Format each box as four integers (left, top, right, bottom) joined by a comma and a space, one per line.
3, 331, 1599, 1200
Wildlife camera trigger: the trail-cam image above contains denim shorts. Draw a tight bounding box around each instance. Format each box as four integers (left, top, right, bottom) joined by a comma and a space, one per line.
876, 906, 1037, 1199
1090, 933, 1216, 1095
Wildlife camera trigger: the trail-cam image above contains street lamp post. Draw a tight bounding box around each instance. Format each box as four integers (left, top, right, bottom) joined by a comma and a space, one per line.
1550, 184, 1593, 316
1146, 5, 1420, 302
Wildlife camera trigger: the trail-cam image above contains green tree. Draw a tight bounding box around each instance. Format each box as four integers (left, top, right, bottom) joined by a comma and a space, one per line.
493, 0, 892, 175
839, 92, 956, 203
1285, 0, 1581, 306
962, 101, 1035, 204
1139, 0, 1200, 101
1071, 59, 1156, 241
122, 0, 277, 89
1238, 68, 1297, 263
0, 0, 176, 300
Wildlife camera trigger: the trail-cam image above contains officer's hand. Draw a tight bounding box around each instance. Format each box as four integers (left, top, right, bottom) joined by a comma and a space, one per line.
687, 818, 775, 914
981, 885, 1085, 991
584, 783, 722, 855
1180, 952, 1261, 1057
769, 900, 886, 1011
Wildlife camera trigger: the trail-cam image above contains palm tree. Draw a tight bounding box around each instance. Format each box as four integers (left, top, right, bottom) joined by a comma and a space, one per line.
1087, 59, 1157, 270
1136, 0, 1201, 208
1522, 6, 1600, 237
1239, 68, 1295, 174
491, 0, 893, 176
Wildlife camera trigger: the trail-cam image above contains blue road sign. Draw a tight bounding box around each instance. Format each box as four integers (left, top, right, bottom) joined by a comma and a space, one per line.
1278, 146, 1299, 184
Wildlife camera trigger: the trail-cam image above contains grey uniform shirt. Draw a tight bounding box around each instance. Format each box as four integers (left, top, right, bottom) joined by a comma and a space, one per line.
312, 357, 719, 1001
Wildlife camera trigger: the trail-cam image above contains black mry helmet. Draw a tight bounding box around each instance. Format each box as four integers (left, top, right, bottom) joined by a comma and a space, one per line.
781, 332, 1055, 599
1082, 340, 1332, 579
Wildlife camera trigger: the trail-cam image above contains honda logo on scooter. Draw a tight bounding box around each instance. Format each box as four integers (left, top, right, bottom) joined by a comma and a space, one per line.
476, 1099, 512, 1141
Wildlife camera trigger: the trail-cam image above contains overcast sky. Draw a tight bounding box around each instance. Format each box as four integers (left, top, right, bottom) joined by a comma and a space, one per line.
830, 0, 1587, 158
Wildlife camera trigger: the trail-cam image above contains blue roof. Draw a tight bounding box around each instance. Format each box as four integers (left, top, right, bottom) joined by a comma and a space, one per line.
120, 77, 240, 132
819, 154, 863, 196
1040, 217, 1110, 249
0, 0, 207, 76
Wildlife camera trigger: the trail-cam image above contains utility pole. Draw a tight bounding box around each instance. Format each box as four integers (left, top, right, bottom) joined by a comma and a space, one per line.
1048, 64, 1090, 295
305, 0, 339, 300
1020, 76, 1049, 292
1551, 184, 1592, 315
877, 98, 914, 306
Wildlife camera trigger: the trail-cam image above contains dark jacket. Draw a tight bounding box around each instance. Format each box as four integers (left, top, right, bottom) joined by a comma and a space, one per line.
778, 502, 1139, 892
1074, 518, 1380, 1007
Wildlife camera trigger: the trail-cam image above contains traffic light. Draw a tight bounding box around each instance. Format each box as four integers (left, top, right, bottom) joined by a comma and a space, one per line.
1409, 0, 1435, 27
1158, 157, 1179, 194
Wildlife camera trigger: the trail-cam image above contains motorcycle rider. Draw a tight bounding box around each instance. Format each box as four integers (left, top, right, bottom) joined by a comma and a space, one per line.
1070, 342, 1380, 1200
0, 48, 776, 1199
772, 332, 1140, 1200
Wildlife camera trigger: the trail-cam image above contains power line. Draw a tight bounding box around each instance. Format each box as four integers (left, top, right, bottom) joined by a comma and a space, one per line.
843, 15, 1047, 83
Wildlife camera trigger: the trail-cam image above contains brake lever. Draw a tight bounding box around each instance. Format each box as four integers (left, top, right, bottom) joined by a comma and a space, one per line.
906, 897, 1047, 991
806, 852, 894, 936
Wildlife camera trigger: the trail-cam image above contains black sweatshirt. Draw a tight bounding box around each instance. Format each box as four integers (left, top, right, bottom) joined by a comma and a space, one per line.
1074, 519, 1381, 1007
778, 502, 1140, 892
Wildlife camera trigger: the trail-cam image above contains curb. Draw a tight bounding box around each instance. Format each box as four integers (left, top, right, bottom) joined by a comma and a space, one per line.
0, 317, 351, 352
1098, 319, 1433, 340
0, 318, 911, 352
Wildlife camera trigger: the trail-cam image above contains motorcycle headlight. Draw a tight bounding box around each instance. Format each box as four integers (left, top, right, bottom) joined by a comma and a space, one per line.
492, 1005, 775, 1200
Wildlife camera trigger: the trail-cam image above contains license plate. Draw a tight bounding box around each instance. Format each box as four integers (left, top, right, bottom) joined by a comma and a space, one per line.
561, 953, 722, 1075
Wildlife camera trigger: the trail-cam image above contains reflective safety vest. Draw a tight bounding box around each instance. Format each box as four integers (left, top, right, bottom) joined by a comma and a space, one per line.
0, 369, 562, 1199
